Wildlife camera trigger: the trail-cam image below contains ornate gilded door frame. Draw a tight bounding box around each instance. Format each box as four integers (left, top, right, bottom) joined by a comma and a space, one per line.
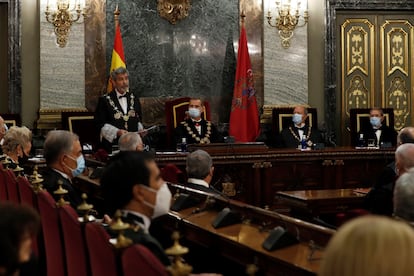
325, 0, 414, 146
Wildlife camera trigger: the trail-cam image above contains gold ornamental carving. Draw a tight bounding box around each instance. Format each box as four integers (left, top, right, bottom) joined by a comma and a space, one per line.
157, 0, 191, 25
382, 21, 412, 77
342, 19, 374, 76
387, 77, 409, 130
346, 75, 369, 115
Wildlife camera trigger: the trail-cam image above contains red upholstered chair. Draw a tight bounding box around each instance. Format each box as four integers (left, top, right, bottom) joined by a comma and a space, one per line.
59, 204, 89, 276
85, 222, 118, 276
16, 176, 39, 256
161, 163, 185, 184
4, 169, 19, 203
37, 190, 66, 276
165, 97, 211, 148
122, 244, 169, 276
16, 176, 35, 207
0, 166, 8, 201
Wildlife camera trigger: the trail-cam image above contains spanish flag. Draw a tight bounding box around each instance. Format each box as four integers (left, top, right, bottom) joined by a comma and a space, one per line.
229, 21, 260, 142
107, 23, 126, 92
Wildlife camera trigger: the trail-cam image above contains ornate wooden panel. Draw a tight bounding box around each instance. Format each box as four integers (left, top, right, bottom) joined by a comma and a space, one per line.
341, 18, 375, 117
338, 12, 414, 145
380, 20, 414, 130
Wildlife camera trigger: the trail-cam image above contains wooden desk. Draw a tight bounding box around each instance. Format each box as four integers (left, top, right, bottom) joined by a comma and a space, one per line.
276, 189, 367, 217
155, 146, 393, 208
83, 146, 393, 209
160, 185, 334, 275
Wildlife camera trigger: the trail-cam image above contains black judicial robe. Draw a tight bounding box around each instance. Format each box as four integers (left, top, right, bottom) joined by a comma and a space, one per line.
278, 125, 322, 148
358, 124, 397, 146
95, 91, 142, 151
174, 118, 223, 145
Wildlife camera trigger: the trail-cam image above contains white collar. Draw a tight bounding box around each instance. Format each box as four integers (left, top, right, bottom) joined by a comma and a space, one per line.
122, 210, 151, 233
52, 168, 71, 181
187, 178, 209, 188
115, 90, 127, 98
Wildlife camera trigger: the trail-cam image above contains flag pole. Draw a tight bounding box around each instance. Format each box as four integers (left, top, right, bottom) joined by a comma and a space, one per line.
114, 3, 120, 28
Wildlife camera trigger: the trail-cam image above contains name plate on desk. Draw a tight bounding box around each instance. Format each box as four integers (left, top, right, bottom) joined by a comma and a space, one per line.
187, 142, 268, 155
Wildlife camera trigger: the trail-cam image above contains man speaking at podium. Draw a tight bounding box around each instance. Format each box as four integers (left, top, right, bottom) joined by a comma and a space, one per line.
174, 98, 223, 144
95, 67, 143, 153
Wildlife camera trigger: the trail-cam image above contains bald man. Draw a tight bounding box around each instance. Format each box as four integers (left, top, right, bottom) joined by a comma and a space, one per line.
118, 132, 144, 152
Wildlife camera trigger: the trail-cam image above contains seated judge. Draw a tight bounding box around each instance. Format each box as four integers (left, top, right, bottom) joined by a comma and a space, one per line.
101, 151, 172, 266
42, 130, 84, 208
358, 107, 397, 147
174, 98, 223, 144
95, 67, 143, 153
278, 106, 322, 148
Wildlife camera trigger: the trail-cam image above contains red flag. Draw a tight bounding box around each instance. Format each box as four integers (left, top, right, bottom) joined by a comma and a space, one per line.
229, 25, 260, 142
107, 23, 126, 92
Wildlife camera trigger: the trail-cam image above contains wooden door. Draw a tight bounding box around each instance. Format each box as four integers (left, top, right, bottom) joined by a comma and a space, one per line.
337, 12, 414, 145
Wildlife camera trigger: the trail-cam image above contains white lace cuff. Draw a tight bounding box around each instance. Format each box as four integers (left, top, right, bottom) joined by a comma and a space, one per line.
101, 124, 118, 143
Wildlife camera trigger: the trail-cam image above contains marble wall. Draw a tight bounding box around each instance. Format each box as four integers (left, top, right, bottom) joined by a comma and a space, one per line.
263, 1, 308, 105
105, 0, 239, 124
39, 1, 85, 110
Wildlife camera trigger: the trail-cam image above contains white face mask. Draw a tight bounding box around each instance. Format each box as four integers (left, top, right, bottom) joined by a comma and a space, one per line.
292, 113, 303, 125
142, 183, 172, 218
188, 108, 201, 119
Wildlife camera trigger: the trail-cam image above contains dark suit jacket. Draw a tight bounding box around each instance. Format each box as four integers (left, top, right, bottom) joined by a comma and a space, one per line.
277, 125, 322, 148
364, 161, 396, 216
358, 124, 397, 146
186, 182, 220, 195
42, 167, 82, 208
114, 213, 171, 266
174, 118, 223, 144
95, 91, 142, 151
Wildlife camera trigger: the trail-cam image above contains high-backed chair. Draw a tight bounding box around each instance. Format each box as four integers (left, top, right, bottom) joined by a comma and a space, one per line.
272, 107, 318, 135
0, 113, 21, 128
349, 108, 394, 146
165, 97, 211, 148
61, 111, 99, 151
122, 244, 169, 276
4, 169, 20, 203
0, 166, 8, 201
59, 204, 89, 276
85, 222, 118, 276
37, 190, 66, 276
16, 176, 35, 207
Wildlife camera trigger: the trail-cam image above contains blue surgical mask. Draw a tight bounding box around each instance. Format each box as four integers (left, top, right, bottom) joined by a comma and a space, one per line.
292, 113, 303, 125
188, 108, 201, 119
370, 117, 381, 127
65, 154, 86, 177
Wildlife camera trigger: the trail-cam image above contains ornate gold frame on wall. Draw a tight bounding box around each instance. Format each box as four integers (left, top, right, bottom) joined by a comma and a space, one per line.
157, 0, 191, 25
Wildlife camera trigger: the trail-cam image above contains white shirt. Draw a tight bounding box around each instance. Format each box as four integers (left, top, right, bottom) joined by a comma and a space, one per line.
187, 178, 209, 188
121, 210, 151, 233
116, 90, 128, 114
192, 119, 202, 134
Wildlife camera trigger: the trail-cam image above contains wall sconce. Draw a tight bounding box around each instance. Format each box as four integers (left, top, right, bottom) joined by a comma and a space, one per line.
266, 0, 308, 48
157, 0, 191, 25
45, 0, 86, 48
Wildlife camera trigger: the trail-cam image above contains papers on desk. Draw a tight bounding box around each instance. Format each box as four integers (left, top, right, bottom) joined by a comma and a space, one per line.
353, 188, 371, 195
28, 157, 46, 162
